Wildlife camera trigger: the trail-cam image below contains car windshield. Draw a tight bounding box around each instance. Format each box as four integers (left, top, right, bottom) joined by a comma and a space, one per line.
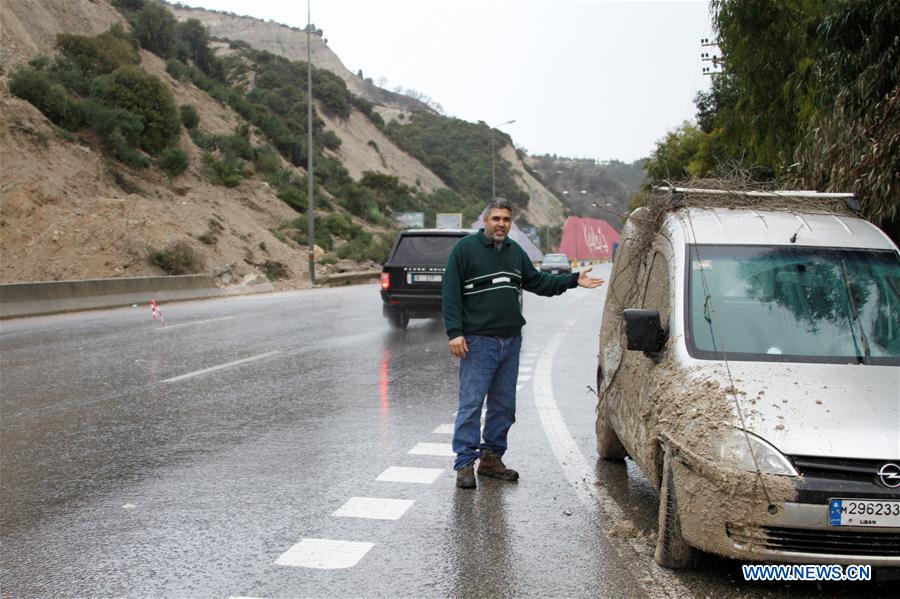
544, 255, 568, 265
687, 245, 900, 364
391, 235, 463, 265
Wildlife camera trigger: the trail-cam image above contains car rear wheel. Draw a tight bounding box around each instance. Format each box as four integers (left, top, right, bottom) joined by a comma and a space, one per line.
654, 447, 697, 568
387, 309, 409, 330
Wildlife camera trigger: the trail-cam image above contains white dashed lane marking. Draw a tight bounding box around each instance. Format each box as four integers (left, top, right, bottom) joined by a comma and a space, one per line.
154, 315, 235, 331
162, 351, 281, 383
274, 538, 374, 569
408, 442, 455, 457
516, 375, 532, 382
377, 466, 444, 484
432, 423, 454, 434
333, 497, 415, 520
519, 366, 533, 373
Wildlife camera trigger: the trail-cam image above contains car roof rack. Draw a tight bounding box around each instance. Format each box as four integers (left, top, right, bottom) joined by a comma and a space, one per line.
655, 186, 860, 214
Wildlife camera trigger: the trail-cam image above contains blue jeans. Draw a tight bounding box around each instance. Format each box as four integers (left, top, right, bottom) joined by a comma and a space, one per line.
452, 334, 522, 471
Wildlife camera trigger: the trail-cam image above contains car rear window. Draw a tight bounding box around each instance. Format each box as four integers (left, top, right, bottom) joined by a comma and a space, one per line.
391, 235, 464, 265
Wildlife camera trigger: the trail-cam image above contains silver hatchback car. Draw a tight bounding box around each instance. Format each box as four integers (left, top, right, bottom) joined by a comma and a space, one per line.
596, 188, 900, 568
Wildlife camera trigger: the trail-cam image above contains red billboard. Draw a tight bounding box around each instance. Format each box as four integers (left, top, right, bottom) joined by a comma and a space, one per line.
557, 216, 620, 261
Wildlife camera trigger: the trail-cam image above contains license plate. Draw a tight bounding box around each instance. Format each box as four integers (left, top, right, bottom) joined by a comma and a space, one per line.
829, 498, 900, 527
411, 273, 442, 283
551, 269, 559, 274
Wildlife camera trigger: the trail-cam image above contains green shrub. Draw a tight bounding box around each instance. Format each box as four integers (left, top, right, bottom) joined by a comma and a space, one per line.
262, 260, 289, 280
149, 241, 204, 274
92, 65, 180, 154
320, 129, 341, 150
165, 58, 187, 80
133, 2, 177, 57
179, 104, 200, 129
9, 68, 83, 130
112, 0, 146, 10
157, 147, 188, 177
206, 158, 242, 187
55, 25, 139, 77
277, 187, 306, 212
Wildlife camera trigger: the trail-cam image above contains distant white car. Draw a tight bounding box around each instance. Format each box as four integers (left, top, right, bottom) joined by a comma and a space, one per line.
596, 189, 900, 568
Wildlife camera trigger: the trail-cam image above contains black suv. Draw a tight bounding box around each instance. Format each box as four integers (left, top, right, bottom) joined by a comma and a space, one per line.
380, 229, 473, 329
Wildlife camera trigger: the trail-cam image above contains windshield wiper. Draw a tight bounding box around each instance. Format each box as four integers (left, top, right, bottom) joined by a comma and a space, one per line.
840, 259, 871, 362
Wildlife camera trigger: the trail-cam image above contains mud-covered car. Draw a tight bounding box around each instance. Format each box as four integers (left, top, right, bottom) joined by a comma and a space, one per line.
380, 228, 472, 329
540, 253, 572, 274
596, 187, 900, 568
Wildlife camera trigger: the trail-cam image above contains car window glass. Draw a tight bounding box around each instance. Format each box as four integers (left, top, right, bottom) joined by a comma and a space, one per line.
391, 235, 463, 265
687, 245, 900, 363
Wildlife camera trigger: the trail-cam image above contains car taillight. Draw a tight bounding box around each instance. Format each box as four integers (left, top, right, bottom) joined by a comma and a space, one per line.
381, 272, 391, 290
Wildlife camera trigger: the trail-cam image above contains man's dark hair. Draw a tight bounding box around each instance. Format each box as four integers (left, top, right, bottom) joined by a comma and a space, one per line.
485, 197, 512, 213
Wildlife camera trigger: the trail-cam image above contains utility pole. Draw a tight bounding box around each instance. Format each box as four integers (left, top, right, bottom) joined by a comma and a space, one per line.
490, 119, 515, 199
306, 1, 315, 285
701, 37, 725, 76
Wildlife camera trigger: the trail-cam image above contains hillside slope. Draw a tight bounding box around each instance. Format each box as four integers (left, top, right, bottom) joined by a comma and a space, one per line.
0, 0, 567, 287
166, 3, 430, 113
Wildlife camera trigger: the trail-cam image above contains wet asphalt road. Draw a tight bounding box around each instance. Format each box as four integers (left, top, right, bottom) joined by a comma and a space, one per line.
1, 267, 895, 597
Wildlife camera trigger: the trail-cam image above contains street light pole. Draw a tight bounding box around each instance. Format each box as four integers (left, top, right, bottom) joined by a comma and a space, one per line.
490, 119, 515, 199
306, 0, 315, 285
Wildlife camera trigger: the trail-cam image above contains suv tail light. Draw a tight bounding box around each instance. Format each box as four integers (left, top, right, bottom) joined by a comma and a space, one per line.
381, 272, 391, 290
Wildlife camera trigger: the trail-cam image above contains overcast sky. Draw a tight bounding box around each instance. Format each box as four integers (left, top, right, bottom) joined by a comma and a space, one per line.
174, 0, 714, 163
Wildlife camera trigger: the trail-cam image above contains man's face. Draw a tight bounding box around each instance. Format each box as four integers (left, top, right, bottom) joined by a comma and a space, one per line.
484, 208, 512, 243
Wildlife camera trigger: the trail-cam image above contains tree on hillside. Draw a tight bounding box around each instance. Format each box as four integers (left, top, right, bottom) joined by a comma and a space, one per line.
92, 65, 180, 154
133, 2, 178, 58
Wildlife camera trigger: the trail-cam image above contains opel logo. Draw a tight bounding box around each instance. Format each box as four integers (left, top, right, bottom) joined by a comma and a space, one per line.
877, 463, 900, 488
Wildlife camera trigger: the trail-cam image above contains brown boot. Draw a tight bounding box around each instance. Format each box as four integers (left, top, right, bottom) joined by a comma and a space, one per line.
477, 450, 519, 481
456, 462, 476, 489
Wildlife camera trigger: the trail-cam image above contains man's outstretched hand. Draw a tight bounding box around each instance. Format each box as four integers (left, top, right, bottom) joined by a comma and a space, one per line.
449, 335, 468, 358
577, 267, 605, 289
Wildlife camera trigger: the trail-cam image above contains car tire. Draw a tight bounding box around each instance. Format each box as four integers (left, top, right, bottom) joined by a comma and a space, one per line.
595, 399, 626, 460
595, 367, 626, 460
387, 309, 409, 330
654, 448, 696, 569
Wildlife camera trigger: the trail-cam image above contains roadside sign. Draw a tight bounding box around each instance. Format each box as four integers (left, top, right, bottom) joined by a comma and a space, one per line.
396, 211, 424, 229
435, 213, 462, 229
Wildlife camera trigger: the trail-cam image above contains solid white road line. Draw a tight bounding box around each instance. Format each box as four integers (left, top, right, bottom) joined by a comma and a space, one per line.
333, 497, 415, 520
154, 316, 235, 330
377, 466, 444, 484
275, 538, 374, 569
407, 442, 455, 457
533, 326, 692, 599
432, 423, 455, 434
162, 351, 281, 383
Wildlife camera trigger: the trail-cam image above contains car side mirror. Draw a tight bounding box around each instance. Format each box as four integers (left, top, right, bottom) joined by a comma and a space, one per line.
624, 309, 666, 354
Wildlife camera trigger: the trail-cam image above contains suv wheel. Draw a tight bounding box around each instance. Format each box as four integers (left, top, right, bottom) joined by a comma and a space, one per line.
387, 309, 409, 330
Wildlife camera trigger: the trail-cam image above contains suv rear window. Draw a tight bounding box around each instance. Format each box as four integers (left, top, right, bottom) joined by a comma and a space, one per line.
391, 235, 464, 265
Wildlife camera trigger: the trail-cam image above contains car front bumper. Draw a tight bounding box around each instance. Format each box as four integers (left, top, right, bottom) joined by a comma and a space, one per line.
669, 446, 900, 566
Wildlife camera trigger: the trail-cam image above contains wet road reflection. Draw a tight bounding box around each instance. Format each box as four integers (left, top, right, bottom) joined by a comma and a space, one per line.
449, 484, 517, 598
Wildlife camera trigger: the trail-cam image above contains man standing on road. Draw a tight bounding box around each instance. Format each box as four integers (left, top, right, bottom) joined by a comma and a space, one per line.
442, 198, 605, 489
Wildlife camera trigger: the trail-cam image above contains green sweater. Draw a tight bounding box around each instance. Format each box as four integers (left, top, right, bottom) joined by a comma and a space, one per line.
442, 229, 578, 339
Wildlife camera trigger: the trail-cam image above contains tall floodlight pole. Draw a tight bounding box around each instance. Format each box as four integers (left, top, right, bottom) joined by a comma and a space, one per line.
490, 119, 515, 199
306, 1, 315, 285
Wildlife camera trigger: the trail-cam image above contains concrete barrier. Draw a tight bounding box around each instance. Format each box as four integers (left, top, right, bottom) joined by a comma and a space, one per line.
319, 269, 380, 287
0, 274, 273, 319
